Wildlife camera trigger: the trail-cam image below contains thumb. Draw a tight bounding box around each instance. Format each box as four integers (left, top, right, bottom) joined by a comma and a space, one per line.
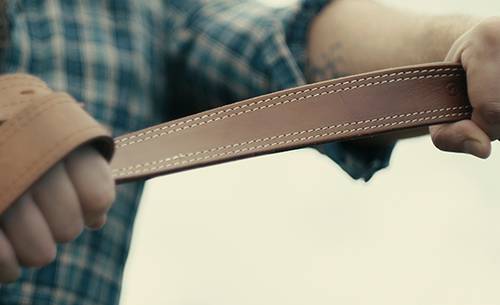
429, 119, 491, 158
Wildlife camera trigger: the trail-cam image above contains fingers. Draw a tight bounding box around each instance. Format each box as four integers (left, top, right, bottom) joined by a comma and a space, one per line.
32, 162, 84, 243
64, 146, 115, 229
443, 18, 500, 148
452, 18, 500, 143
430, 119, 491, 158
0, 230, 20, 283
0, 193, 56, 267
0, 144, 114, 283
464, 62, 500, 140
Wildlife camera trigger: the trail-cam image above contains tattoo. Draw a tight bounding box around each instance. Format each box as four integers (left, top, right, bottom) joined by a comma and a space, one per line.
306, 42, 346, 82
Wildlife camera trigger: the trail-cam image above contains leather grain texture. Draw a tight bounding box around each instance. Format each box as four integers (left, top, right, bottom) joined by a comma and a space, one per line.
0, 62, 471, 212
111, 63, 471, 183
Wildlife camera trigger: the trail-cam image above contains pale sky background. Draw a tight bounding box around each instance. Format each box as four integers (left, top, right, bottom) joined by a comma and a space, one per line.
120, 1, 500, 305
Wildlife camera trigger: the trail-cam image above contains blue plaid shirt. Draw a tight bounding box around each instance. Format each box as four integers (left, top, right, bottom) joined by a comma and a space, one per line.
0, 0, 393, 304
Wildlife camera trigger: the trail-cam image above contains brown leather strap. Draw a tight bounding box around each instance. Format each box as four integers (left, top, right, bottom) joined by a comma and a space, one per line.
0, 62, 471, 213
111, 63, 470, 183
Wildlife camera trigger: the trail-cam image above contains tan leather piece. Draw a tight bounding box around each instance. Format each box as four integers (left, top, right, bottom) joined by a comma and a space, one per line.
0, 63, 471, 212
0, 75, 113, 214
0, 74, 53, 121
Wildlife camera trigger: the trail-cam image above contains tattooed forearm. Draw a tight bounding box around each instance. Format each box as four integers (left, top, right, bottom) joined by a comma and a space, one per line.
305, 42, 346, 83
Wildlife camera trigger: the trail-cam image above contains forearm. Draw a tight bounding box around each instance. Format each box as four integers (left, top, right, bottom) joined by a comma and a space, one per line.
306, 0, 479, 80
305, 0, 481, 144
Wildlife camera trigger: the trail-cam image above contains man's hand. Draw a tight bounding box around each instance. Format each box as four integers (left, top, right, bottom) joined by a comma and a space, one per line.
307, 0, 499, 157
430, 17, 500, 158
0, 145, 115, 283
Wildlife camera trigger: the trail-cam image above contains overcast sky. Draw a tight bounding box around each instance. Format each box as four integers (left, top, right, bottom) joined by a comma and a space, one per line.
120, 1, 500, 305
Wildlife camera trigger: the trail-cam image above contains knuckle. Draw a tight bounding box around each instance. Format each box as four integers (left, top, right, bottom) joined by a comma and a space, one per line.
430, 125, 465, 153
53, 221, 84, 243
18, 243, 57, 268
476, 102, 500, 125
475, 17, 500, 53
2, 270, 21, 283
430, 127, 447, 149
86, 215, 107, 230
24, 244, 57, 267
82, 185, 115, 216
0, 265, 20, 283
79, 162, 115, 217
0, 248, 13, 266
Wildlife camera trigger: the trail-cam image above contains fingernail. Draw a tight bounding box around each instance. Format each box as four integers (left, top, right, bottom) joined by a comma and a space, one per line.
463, 139, 484, 158
86, 215, 107, 231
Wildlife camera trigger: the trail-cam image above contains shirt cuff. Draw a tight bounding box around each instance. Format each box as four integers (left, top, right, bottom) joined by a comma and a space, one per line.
315, 141, 396, 181
279, 0, 332, 73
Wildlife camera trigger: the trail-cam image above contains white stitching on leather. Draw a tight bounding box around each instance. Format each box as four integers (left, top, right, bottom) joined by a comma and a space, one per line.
111, 105, 470, 172
115, 69, 462, 145
113, 68, 460, 142
115, 68, 462, 146
112, 110, 471, 177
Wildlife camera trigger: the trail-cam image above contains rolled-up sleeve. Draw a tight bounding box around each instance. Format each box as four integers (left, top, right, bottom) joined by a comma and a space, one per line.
165, 0, 395, 181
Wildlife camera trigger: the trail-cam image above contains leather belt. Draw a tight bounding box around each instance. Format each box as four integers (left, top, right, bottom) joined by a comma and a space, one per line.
0, 62, 470, 213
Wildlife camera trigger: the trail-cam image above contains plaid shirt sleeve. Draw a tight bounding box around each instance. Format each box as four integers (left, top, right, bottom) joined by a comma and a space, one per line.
166, 0, 394, 181
0, 1, 394, 305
